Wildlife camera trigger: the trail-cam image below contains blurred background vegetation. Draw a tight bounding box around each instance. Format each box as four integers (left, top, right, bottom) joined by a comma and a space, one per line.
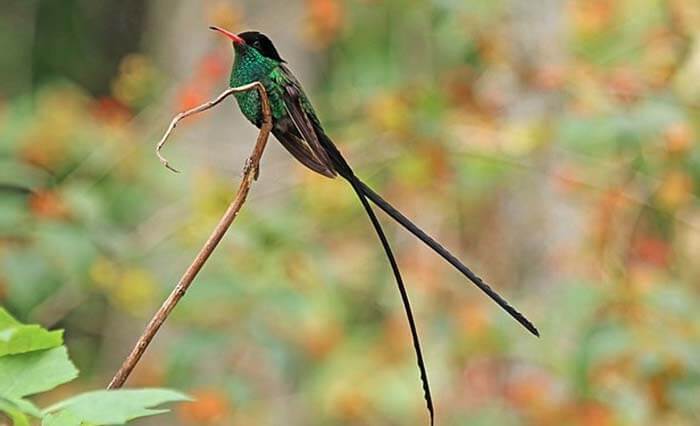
1, 0, 699, 424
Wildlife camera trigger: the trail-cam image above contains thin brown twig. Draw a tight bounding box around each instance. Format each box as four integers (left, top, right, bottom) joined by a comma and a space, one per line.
107, 82, 272, 389
156, 82, 264, 173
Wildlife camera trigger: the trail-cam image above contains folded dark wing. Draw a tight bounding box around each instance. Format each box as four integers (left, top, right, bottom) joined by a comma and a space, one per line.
278, 65, 337, 176
273, 129, 336, 178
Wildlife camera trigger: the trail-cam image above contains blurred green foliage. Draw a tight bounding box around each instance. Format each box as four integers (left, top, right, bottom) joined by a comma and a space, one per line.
0, 308, 187, 425
1, 0, 700, 424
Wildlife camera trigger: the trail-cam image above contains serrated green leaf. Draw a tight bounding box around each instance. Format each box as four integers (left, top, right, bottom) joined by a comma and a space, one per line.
44, 389, 190, 425
0, 347, 78, 398
0, 307, 64, 356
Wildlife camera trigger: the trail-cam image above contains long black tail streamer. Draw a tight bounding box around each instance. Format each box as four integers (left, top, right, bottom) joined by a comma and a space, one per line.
357, 181, 539, 337
315, 127, 537, 337
320, 133, 434, 424
348, 177, 434, 426
318, 128, 538, 425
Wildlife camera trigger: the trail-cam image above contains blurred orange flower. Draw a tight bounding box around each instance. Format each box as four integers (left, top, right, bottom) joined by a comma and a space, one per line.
632, 235, 671, 268
305, 0, 344, 48
575, 401, 615, 426
178, 388, 232, 424
663, 122, 693, 155
28, 190, 70, 220
570, 0, 616, 36
607, 67, 644, 104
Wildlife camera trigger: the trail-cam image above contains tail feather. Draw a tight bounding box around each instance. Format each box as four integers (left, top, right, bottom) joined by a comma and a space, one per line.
348, 178, 434, 426
316, 127, 540, 337
315, 129, 537, 336
318, 131, 434, 424
315, 128, 536, 425
357, 181, 539, 337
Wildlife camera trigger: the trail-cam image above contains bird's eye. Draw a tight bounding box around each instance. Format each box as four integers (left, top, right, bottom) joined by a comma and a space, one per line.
252, 40, 261, 48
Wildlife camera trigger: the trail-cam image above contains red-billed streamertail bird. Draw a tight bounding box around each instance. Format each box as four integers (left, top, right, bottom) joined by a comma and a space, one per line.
209, 26, 539, 425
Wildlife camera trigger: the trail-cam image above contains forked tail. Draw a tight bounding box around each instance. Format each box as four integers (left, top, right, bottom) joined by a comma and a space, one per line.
318, 129, 536, 425
318, 128, 538, 336
356, 180, 539, 337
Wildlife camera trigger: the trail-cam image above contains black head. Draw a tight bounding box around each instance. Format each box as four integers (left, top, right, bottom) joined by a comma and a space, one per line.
238, 31, 285, 62
210, 27, 285, 62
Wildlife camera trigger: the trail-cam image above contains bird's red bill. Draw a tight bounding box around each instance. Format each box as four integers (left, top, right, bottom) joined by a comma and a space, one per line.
209, 26, 244, 45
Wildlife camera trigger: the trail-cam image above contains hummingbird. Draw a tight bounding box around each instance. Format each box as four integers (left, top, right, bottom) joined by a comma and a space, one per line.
210, 26, 539, 425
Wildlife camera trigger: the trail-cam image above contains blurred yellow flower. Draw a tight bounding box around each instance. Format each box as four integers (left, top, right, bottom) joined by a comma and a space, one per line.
206, 1, 242, 32
89, 257, 121, 290
657, 170, 693, 211
111, 54, 159, 108
673, 34, 700, 103
501, 120, 543, 155
367, 92, 410, 134
113, 267, 157, 315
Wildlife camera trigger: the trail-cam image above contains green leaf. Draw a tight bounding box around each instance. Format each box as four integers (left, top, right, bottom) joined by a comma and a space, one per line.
44, 389, 190, 425
0, 308, 23, 328
1, 396, 42, 418
41, 410, 83, 426
0, 347, 78, 398
0, 308, 64, 356
0, 398, 32, 426
0, 396, 42, 426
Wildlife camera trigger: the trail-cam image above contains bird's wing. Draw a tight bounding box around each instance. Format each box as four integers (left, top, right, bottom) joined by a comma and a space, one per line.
275, 65, 336, 175
273, 129, 336, 178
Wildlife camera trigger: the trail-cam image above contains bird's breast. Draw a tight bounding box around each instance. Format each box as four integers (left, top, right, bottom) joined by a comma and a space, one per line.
230, 60, 287, 125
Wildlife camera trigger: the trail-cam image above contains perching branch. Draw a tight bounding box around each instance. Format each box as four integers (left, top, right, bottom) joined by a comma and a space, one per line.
107, 82, 272, 389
